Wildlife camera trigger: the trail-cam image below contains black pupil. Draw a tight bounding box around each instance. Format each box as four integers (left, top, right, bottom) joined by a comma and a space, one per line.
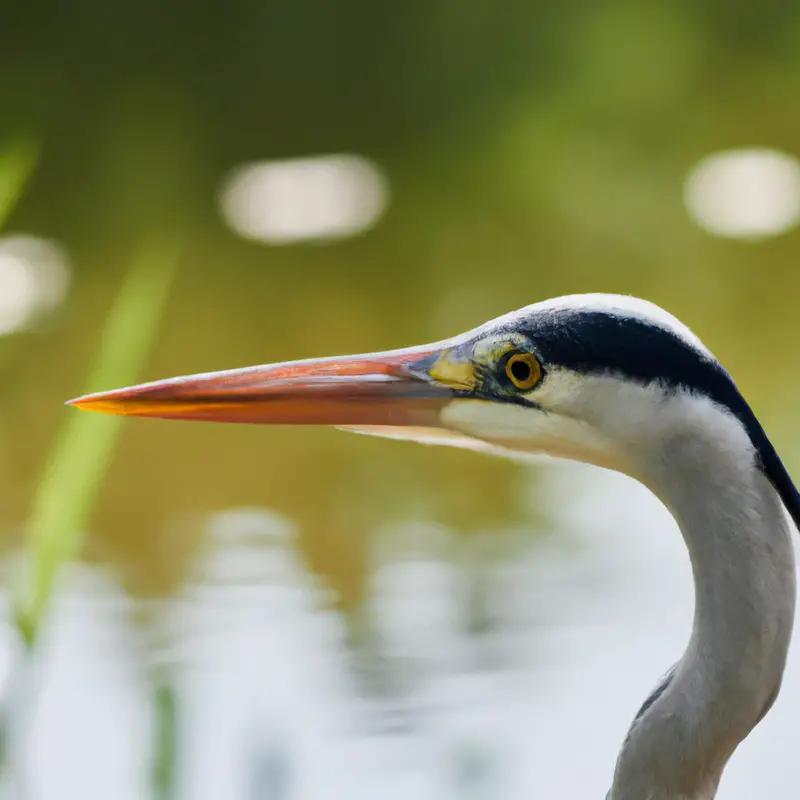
510, 357, 531, 383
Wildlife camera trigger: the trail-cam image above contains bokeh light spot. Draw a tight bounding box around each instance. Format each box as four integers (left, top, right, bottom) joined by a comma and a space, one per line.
684, 148, 800, 240
0, 235, 70, 336
219, 154, 389, 244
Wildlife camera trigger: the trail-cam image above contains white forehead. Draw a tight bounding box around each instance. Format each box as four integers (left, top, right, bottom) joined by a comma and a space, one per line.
491, 293, 714, 360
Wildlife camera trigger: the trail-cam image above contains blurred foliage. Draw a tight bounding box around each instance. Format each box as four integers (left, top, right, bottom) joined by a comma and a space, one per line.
152, 680, 178, 800
15, 240, 179, 643
0, 137, 39, 228
0, 0, 799, 606
0, 3, 798, 798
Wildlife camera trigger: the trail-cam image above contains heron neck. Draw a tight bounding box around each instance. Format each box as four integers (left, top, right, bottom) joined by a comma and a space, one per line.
611, 437, 796, 800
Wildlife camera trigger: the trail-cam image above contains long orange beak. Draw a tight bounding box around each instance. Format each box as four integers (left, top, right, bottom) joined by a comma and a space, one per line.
66, 345, 465, 428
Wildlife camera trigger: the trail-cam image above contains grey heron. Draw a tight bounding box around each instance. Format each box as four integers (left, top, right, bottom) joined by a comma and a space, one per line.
69, 293, 798, 800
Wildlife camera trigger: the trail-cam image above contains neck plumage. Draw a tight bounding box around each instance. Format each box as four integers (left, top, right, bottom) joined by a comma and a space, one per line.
610, 429, 797, 800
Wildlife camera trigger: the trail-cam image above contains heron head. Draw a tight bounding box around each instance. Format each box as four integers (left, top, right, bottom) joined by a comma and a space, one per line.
68, 293, 764, 487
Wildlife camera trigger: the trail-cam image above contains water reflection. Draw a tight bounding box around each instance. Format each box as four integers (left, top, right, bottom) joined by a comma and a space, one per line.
2, 460, 799, 798
0, 562, 151, 800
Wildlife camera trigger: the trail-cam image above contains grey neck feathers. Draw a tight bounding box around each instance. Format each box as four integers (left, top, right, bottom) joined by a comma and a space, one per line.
609, 425, 796, 800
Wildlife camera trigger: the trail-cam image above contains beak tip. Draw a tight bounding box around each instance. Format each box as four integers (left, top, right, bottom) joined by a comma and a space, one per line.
65, 392, 124, 415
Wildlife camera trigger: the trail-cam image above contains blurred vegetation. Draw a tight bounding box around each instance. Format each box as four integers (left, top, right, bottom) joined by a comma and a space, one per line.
15, 240, 178, 644
1, 0, 800, 605
0, 138, 39, 228
0, 3, 799, 798
152, 680, 178, 800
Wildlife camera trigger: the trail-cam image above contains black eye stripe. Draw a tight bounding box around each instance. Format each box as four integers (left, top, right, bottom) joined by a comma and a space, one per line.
502, 307, 800, 532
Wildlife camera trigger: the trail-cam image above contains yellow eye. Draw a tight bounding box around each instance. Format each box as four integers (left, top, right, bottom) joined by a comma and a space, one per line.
505, 352, 541, 390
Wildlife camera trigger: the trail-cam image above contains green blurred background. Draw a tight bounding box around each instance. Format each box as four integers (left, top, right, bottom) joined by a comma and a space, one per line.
1, 2, 800, 798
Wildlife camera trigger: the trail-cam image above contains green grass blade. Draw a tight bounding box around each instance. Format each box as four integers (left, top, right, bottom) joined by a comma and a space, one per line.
152, 678, 178, 800
0, 137, 40, 228
14, 239, 181, 646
